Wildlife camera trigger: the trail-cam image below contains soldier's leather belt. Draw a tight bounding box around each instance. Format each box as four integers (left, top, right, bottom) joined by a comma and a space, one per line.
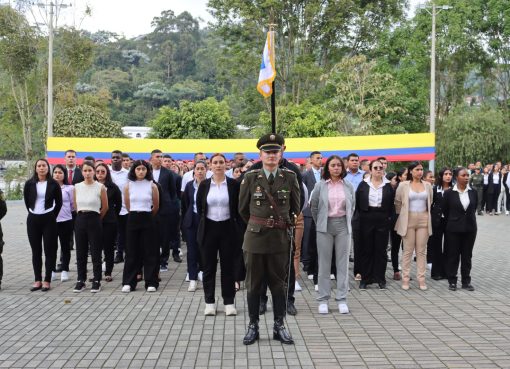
249, 215, 288, 229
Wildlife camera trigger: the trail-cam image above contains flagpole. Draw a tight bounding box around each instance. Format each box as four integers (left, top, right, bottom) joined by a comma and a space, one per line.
269, 27, 276, 134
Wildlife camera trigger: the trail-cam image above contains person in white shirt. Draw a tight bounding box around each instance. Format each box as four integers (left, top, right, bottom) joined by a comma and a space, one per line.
110, 150, 129, 263
181, 152, 213, 192
195, 153, 242, 317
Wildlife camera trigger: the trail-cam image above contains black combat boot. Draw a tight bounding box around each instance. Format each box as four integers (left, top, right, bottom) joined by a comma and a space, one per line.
273, 318, 294, 344
243, 319, 259, 345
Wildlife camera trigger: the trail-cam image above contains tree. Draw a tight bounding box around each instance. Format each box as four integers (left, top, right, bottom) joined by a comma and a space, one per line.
0, 6, 38, 163
149, 97, 235, 139
53, 105, 123, 138
323, 55, 405, 134
436, 107, 510, 168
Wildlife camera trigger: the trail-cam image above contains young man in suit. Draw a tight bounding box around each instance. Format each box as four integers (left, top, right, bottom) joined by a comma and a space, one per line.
0, 189, 6, 289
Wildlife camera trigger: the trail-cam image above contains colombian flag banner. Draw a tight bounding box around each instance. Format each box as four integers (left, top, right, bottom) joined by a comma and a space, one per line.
257, 31, 276, 98
46, 133, 435, 165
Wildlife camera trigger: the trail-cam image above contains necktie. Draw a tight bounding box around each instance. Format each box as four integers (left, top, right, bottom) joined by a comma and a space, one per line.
68, 169, 73, 185
268, 173, 274, 186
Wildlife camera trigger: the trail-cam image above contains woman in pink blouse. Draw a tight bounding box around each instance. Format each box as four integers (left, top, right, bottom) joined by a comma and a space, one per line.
310, 155, 355, 315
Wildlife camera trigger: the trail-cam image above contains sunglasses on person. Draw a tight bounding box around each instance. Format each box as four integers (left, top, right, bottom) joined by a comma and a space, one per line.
372, 166, 383, 170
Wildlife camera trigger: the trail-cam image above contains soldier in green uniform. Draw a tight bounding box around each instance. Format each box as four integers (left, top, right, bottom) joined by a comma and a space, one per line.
239, 133, 300, 345
0, 189, 6, 289
469, 167, 484, 215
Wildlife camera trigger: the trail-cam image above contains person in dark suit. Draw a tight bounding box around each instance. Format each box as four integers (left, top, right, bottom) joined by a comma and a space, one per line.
429, 167, 453, 280
486, 164, 501, 216
302, 151, 322, 285
353, 160, 394, 290
149, 150, 180, 272
64, 150, 84, 185
442, 167, 477, 291
0, 189, 6, 289
181, 160, 207, 292
196, 153, 244, 317
502, 168, 510, 215
23, 159, 63, 292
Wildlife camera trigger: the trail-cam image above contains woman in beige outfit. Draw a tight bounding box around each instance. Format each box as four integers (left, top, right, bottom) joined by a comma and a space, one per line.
394, 162, 433, 290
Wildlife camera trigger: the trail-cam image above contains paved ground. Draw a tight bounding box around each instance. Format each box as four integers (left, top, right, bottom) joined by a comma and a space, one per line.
0, 201, 509, 368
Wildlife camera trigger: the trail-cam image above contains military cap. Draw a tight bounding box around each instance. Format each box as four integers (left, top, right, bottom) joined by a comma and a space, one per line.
256, 133, 285, 151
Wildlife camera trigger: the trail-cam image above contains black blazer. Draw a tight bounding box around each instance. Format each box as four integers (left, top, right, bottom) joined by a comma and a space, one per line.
431, 185, 448, 229
103, 182, 122, 224
155, 167, 178, 216
487, 172, 501, 194
195, 177, 243, 247
503, 173, 509, 192
68, 167, 84, 185
352, 181, 394, 230
181, 180, 197, 229
442, 188, 477, 233
302, 168, 319, 217
23, 177, 63, 217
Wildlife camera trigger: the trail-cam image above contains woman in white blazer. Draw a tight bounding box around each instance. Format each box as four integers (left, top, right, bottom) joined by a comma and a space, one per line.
394, 162, 433, 291
310, 155, 355, 315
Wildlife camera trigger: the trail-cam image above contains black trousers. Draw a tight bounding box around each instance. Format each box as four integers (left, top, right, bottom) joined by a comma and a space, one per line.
27, 212, 58, 283
302, 216, 314, 269
184, 213, 200, 281
116, 214, 128, 256
56, 219, 73, 272
445, 231, 476, 285
201, 219, 236, 305
157, 213, 171, 266
430, 221, 447, 278
306, 219, 318, 283
390, 230, 402, 273
123, 212, 159, 289
102, 222, 117, 276
359, 210, 389, 284
245, 251, 289, 322
352, 231, 362, 277
75, 212, 102, 282
0, 223, 4, 282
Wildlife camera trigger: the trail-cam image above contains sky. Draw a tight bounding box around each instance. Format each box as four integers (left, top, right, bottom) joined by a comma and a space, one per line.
24, 0, 424, 38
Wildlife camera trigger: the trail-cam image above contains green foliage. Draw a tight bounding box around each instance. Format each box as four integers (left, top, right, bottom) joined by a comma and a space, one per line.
54, 105, 124, 138
436, 107, 510, 169
256, 101, 337, 138
3, 165, 27, 199
149, 97, 235, 139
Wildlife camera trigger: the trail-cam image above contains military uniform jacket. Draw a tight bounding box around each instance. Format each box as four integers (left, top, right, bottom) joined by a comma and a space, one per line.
469, 173, 483, 188
239, 168, 300, 254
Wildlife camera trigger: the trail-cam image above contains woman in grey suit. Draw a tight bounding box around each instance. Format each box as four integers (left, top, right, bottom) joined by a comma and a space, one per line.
310, 155, 355, 315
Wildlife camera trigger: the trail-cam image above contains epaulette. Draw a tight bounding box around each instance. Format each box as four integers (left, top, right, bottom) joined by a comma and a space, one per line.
281, 167, 296, 176
245, 169, 261, 176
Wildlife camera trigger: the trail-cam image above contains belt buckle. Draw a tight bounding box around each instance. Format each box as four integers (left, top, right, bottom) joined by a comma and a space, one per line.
266, 218, 275, 228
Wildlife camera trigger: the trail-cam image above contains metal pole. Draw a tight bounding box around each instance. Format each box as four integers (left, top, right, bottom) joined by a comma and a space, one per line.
271, 80, 276, 133
47, 2, 54, 137
429, 2, 436, 173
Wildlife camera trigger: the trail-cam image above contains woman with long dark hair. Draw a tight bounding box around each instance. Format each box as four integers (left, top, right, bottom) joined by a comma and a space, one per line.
51, 164, 74, 283
486, 164, 501, 215
95, 163, 122, 282
196, 153, 243, 316
394, 162, 433, 290
122, 160, 160, 292
443, 167, 477, 291
354, 160, 394, 291
389, 168, 407, 280
310, 155, 355, 314
428, 167, 452, 280
24, 159, 63, 291
73, 161, 108, 293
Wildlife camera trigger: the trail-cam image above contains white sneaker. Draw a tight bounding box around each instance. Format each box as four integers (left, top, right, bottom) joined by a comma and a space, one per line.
506, 210, 509, 215
147, 286, 157, 292
198, 271, 203, 282
225, 304, 237, 316
179, 248, 183, 257
307, 274, 314, 280
318, 303, 328, 314
339, 303, 350, 314
185, 273, 190, 282
121, 285, 131, 293
330, 274, 335, 280
314, 284, 318, 292
102, 262, 106, 272
51, 272, 58, 281
188, 280, 197, 292
427, 263, 432, 271
204, 303, 216, 316
61, 271, 69, 282
295, 281, 302, 291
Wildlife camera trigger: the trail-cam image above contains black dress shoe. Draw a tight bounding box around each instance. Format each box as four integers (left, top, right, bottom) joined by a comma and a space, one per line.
462, 284, 475, 291
173, 255, 183, 263
259, 301, 267, 315
378, 282, 386, 290
114, 254, 124, 264
359, 281, 367, 290
449, 283, 457, 291
286, 301, 297, 316
273, 320, 294, 344
30, 284, 42, 292
55, 264, 63, 273
41, 285, 50, 292
243, 322, 259, 345
432, 275, 445, 281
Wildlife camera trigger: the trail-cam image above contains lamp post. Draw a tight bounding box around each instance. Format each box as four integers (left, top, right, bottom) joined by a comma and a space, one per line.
418, 1, 452, 173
